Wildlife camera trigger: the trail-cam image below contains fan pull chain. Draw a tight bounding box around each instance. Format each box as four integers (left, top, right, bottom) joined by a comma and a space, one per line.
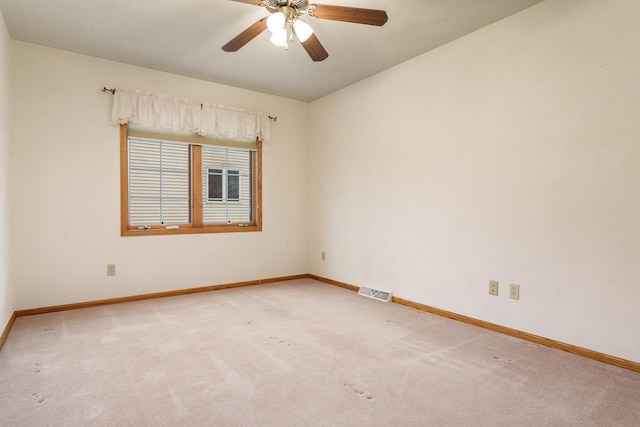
285, 24, 292, 50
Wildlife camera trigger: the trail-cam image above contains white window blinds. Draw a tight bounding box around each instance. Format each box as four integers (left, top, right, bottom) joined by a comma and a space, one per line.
202, 146, 252, 224
128, 138, 191, 226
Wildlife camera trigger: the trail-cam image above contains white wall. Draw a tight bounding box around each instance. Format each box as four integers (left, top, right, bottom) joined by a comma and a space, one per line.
10, 42, 310, 309
0, 10, 12, 330
308, 0, 640, 362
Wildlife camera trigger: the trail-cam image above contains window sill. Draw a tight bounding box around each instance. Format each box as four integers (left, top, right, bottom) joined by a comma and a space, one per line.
121, 224, 261, 237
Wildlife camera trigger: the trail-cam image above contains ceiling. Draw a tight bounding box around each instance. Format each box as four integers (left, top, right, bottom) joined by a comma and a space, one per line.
0, 0, 545, 102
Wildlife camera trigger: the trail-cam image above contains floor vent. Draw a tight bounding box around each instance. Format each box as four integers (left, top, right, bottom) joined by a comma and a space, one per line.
358, 286, 392, 303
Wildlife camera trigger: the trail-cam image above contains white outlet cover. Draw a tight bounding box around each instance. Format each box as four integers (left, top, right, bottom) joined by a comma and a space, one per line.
510, 284, 520, 300
107, 264, 116, 276
489, 280, 499, 296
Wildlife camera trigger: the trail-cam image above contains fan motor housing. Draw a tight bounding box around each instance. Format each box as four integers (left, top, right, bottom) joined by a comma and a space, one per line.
265, 0, 309, 13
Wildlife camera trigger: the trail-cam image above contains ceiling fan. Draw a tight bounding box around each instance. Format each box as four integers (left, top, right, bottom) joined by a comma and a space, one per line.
222, 0, 388, 62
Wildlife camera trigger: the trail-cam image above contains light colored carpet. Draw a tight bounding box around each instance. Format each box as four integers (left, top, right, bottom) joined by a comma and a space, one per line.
1, 279, 639, 426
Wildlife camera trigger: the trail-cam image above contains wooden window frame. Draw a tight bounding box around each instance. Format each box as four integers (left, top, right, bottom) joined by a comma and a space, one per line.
120, 124, 262, 236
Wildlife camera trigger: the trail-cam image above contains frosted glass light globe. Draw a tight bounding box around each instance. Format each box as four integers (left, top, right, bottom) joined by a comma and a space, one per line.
267, 12, 286, 33
293, 19, 313, 42
270, 29, 287, 47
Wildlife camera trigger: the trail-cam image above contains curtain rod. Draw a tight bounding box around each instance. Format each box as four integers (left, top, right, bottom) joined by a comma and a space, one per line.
101, 87, 277, 122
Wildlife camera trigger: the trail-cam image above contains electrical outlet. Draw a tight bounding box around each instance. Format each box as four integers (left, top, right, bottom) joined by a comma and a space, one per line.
489, 280, 499, 296
107, 264, 116, 277
321, 251, 326, 261
510, 284, 520, 300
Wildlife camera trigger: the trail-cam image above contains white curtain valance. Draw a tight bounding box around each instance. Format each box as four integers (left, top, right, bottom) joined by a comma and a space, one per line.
111, 88, 271, 143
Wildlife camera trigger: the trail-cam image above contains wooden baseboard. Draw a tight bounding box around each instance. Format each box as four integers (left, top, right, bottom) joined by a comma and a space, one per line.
13, 274, 309, 318
311, 274, 640, 373
0, 311, 17, 351
308, 274, 359, 292
259, 274, 311, 285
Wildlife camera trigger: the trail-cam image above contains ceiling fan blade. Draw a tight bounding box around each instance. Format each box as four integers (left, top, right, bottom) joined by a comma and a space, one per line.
229, 0, 264, 5
310, 5, 388, 26
222, 18, 268, 52
300, 33, 329, 62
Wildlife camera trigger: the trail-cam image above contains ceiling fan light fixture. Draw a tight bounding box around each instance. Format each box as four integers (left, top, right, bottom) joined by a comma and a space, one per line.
293, 19, 313, 43
223, 0, 388, 62
266, 11, 286, 33
270, 28, 288, 47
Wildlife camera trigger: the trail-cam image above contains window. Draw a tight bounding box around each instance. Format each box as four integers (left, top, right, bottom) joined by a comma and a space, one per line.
128, 138, 191, 226
208, 169, 240, 202
120, 124, 262, 236
202, 145, 252, 223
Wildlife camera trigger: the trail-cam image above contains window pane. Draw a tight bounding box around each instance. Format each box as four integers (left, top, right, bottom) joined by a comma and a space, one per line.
128, 138, 190, 226
202, 146, 252, 223
228, 171, 240, 201
208, 169, 223, 200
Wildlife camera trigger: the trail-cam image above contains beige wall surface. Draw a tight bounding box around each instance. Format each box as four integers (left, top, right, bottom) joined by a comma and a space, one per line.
0, 10, 13, 331
9, 42, 310, 309
308, 0, 640, 362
